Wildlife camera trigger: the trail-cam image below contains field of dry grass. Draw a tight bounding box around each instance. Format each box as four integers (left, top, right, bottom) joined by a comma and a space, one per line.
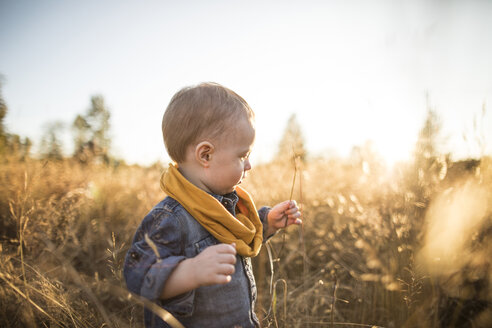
1, 154, 491, 327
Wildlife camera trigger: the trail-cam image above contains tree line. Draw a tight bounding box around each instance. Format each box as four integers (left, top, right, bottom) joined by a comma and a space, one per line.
1, 73, 459, 171
0, 77, 113, 164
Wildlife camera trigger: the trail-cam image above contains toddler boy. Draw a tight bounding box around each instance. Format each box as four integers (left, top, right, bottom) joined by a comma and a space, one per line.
124, 82, 302, 327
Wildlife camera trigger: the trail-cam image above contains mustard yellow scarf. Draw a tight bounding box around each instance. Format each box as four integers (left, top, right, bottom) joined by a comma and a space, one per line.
160, 163, 263, 257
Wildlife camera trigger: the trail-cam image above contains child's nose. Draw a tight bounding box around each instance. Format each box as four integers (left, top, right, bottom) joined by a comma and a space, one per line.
244, 159, 252, 171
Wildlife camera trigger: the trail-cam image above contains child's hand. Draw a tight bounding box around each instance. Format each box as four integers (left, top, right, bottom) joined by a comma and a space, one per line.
267, 200, 302, 236
191, 243, 237, 286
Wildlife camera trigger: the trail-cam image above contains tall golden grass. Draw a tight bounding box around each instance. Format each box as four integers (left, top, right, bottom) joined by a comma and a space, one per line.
1, 154, 491, 327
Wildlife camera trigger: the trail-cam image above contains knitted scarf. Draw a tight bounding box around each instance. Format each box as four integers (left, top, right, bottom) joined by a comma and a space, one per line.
160, 163, 263, 257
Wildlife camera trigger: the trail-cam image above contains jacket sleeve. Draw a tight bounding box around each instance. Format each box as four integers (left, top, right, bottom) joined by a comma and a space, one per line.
123, 209, 194, 316
258, 206, 273, 241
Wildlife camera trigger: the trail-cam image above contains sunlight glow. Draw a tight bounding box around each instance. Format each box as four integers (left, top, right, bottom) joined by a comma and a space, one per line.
418, 180, 489, 276
1, 0, 491, 165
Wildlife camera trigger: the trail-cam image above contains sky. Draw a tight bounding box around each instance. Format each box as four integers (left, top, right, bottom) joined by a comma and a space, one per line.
1, 0, 491, 166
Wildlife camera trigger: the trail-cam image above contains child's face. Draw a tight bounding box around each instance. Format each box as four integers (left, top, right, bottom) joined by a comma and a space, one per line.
204, 118, 255, 195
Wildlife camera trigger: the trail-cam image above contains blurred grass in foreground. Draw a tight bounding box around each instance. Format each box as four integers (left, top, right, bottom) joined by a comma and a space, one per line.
0, 153, 491, 327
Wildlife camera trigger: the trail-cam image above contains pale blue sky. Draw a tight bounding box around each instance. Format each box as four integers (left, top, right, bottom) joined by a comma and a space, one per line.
1, 0, 491, 165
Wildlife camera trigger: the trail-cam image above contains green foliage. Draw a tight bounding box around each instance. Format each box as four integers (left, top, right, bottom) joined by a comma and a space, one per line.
72, 95, 112, 164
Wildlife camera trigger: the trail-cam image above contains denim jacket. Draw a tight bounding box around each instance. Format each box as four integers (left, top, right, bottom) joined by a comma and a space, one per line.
123, 191, 271, 328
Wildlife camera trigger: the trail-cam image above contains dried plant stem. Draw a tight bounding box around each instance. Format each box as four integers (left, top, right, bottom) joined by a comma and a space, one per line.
331, 271, 338, 328
289, 156, 298, 202
272, 279, 288, 328
9, 171, 33, 317
304, 322, 385, 327
103, 282, 186, 328
298, 158, 309, 326
0, 273, 63, 326
43, 239, 115, 328
266, 152, 299, 325
277, 154, 299, 259
266, 241, 275, 296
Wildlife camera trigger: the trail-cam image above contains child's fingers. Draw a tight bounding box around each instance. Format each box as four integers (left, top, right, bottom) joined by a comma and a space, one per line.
212, 272, 233, 284
289, 215, 302, 222
217, 253, 237, 265
288, 211, 301, 219
214, 243, 237, 255
274, 201, 297, 216
282, 200, 298, 214
216, 274, 232, 284
214, 263, 235, 284
277, 200, 293, 211
218, 263, 235, 275
285, 212, 302, 226
289, 200, 297, 208
285, 206, 300, 215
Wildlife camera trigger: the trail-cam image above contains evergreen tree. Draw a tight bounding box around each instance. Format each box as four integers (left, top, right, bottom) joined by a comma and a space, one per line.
40, 121, 64, 160
414, 108, 441, 167
412, 104, 446, 187
276, 114, 307, 163
407, 97, 446, 205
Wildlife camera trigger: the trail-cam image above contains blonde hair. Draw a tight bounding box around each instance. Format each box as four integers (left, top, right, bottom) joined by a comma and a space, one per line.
162, 82, 255, 163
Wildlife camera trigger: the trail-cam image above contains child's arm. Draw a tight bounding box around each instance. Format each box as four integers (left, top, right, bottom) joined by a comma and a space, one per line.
266, 200, 302, 236
124, 211, 237, 309
160, 243, 237, 299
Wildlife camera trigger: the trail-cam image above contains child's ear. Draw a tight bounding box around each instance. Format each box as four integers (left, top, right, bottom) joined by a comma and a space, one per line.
195, 141, 214, 167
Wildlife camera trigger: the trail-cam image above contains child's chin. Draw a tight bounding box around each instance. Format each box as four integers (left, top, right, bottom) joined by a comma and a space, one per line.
218, 186, 236, 195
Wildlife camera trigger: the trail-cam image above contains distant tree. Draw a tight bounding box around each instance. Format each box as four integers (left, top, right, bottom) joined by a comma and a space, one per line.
72, 114, 90, 152
40, 121, 64, 160
0, 77, 31, 161
8, 135, 32, 161
276, 114, 306, 163
72, 95, 112, 163
86, 95, 111, 153
413, 108, 442, 167
407, 97, 447, 203
412, 102, 447, 185
0, 77, 7, 155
